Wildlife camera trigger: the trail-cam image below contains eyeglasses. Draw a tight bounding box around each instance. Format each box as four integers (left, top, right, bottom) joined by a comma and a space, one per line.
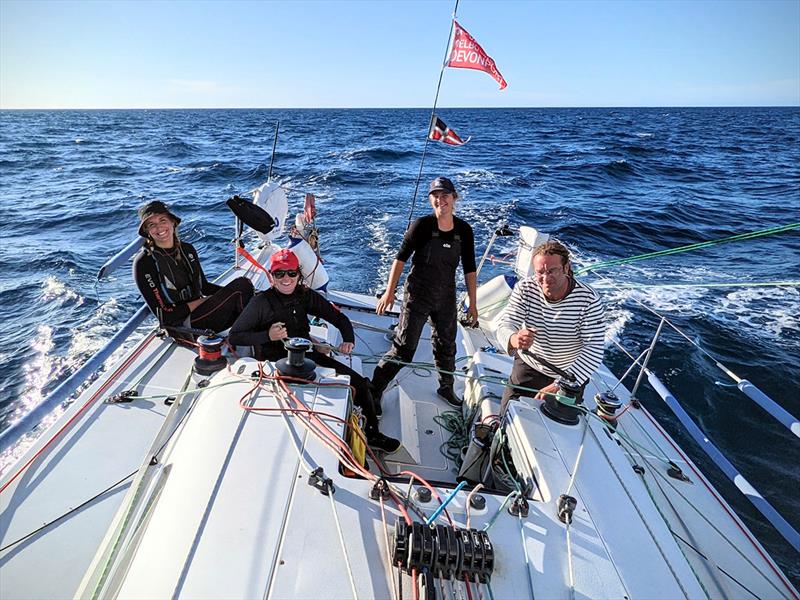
534, 266, 565, 279
272, 269, 299, 279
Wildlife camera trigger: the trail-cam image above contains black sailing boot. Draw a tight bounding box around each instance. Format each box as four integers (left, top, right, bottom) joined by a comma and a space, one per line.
437, 385, 463, 408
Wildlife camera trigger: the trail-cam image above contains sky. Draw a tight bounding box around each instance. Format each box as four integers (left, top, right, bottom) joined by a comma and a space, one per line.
1, 0, 798, 109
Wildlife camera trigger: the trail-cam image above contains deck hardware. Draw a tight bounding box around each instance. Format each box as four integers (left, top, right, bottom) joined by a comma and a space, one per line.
250, 370, 260, 379
508, 494, 529, 518
393, 518, 494, 583
595, 391, 623, 420
307, 466, 334, 495
197, 379, 210, 388
194, 335, 227, 376
369, 478, 390, 500
277, 337, 317, 381
557, 494, 578, 524
630, 397, 642, 409
417, 570, 436, 600
633, 464, 645, 475
541, 378, 583, 425
459, 528, 476, 579
149, 456, 158, 466
164, 396, 176, 406
392, 520, 409, 566
469, 494, 486, 510
106, 390, 136, 404
236, 364, 247, 375
415, 487, 432, 503
433, 524, 460, 579
667, 461, 691, 483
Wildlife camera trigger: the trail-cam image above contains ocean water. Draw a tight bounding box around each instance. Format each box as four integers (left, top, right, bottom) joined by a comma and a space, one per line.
0, 107, 798, 582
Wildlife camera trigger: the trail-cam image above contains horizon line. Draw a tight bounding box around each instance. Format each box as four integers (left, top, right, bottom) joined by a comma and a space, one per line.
1, 104, 799, 111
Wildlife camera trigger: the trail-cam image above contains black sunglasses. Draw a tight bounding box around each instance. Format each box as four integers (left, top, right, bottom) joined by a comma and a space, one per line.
272, 269, 299, 279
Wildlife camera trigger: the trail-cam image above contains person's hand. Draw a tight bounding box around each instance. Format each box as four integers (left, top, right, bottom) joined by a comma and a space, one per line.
187, 297, 207, 312
535, 382, 559, 401
466, 304, 479, 327
269, 322, 288, 341
338, 341, 354, 354
376, 289, 395, 315
511, 326, 535, 350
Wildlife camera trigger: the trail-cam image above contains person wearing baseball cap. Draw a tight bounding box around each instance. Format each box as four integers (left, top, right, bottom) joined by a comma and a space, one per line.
371, 176, 479, 410
229, 249, 401, 454
132, 200, 254, 339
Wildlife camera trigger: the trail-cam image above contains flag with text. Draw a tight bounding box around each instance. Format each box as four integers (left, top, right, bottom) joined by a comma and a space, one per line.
446, 21, 507, 90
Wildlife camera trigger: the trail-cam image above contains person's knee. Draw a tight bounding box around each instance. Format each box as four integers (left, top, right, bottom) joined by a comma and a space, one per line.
233, 276, 254, 294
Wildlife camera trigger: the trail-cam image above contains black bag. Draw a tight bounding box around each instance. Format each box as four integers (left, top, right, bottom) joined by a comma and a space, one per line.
226, 195, 275, 234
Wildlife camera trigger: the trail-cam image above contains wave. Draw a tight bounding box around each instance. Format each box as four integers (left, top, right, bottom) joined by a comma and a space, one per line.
333, 147, 417, 162
153, 137, 199, 159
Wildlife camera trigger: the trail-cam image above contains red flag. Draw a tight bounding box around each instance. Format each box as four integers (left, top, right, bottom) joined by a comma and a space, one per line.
429, 115, 470, 146
446, 21, 507, 90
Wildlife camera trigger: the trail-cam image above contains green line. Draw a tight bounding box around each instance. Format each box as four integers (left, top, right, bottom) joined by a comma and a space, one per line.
600, 280, 800, 290
575, 222, 799, 275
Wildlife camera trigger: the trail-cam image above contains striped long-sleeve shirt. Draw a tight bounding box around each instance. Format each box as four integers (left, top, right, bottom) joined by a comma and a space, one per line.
496, 277, 605, 385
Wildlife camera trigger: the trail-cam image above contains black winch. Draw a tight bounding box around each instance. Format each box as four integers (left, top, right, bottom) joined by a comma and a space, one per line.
276, 337, 317, 381
541, 377, 583, 425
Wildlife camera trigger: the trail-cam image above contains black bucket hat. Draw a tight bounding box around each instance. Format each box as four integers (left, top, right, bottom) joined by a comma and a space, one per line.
138, 200, 181, 237
428, 176, 456, 194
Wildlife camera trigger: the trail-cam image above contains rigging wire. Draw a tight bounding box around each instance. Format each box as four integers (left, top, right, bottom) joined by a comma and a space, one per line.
406, 0, 460, 229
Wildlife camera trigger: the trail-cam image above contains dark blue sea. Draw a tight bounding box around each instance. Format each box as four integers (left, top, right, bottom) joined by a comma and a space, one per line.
1, 107, 798, 582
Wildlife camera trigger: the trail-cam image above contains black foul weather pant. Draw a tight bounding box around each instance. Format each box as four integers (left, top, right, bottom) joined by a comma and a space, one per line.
371, 292, 457, 397
190, 277, 254, 334
500, 355, 555, 416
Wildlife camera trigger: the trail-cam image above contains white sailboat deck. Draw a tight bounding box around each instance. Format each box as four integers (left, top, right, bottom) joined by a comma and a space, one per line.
1, 267, 797, 599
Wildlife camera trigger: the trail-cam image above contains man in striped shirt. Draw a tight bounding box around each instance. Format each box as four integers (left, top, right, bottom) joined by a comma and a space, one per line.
496, 240, 605, 414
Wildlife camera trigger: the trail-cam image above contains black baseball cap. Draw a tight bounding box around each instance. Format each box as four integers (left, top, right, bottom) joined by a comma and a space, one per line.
428, 176, 456, 194
138, 201, 181, 237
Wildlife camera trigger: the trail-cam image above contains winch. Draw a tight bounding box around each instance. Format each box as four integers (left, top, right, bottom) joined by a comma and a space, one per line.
541, 377, 583, 425
193, 335, 227, 376
276, 337, 317, 380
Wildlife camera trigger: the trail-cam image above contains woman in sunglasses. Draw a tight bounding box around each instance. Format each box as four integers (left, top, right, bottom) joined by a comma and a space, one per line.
229, 249, 401, 454
133, 200, 254, 338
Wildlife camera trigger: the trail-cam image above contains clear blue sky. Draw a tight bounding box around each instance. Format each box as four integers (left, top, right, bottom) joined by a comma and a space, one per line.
1, 0, 798, 108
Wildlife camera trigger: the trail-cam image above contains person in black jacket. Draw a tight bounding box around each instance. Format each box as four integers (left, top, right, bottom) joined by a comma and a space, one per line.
229, 249, 400, 454
133, 200, 253, 336
371, 177, 479, 409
